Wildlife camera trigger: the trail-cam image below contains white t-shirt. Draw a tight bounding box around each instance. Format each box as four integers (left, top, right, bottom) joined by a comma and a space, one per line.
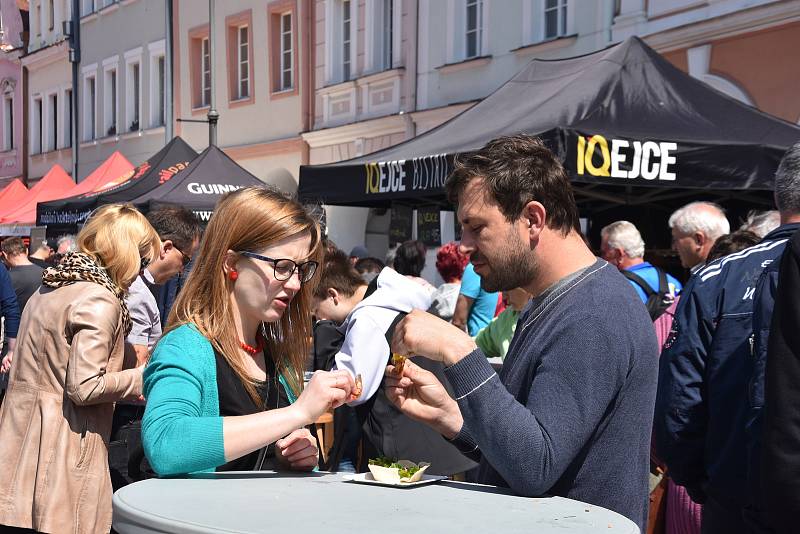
125, 270, 162, 349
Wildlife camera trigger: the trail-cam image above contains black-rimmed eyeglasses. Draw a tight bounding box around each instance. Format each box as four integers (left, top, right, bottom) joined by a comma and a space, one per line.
237, 251, 318, 283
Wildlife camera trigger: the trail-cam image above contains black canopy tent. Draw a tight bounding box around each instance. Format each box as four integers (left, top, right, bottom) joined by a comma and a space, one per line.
130, 144, 264, 223
37, 136, 199, 233
298, 37, 800, 216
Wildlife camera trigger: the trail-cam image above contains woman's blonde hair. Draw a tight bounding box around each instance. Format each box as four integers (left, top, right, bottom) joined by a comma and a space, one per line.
77, 204, 161, 289
165, 186, 323, 402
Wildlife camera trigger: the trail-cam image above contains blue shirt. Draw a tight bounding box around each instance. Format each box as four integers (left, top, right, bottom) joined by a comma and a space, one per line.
624, 262, 682, 303
459, 263, 498, 336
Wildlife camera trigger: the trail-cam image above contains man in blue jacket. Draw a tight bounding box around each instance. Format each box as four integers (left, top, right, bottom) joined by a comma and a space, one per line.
747, 142, 800, 533
654, 141, 800, 533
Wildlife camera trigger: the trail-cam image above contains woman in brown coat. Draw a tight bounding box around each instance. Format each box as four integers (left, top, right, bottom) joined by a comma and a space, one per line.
0, 204, 160, 534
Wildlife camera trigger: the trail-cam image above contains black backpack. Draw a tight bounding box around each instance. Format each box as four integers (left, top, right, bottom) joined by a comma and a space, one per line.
621, 267, 674, 321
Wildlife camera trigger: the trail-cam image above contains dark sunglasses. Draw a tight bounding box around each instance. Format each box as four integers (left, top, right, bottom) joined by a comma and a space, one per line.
173, 245, 192, 266
237, 251, 318, 283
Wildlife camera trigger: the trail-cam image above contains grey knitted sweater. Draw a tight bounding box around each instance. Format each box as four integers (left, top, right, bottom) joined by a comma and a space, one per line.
446, 259, 658, 531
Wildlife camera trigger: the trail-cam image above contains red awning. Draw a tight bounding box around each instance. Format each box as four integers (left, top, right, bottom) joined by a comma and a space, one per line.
72, 151, 135, 196
0, 165, 75, 223
0, 179, 29, 213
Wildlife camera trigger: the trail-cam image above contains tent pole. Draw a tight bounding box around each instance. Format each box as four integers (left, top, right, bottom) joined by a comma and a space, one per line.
207, 0, 219, 147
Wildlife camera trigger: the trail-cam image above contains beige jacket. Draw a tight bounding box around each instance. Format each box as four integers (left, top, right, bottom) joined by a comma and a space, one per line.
0, 282, 142, 534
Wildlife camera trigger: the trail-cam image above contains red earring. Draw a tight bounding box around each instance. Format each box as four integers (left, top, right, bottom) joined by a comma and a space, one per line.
228, 270, 238, 281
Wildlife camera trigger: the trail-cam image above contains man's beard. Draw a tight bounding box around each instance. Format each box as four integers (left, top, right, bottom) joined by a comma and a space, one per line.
476, 230, 536, 293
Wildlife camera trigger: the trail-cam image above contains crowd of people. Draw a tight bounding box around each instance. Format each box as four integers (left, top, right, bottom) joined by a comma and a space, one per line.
0, 134, 796, 534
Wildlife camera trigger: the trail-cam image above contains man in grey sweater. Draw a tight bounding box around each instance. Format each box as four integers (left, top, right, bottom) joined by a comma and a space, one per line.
386, 135, 658, 531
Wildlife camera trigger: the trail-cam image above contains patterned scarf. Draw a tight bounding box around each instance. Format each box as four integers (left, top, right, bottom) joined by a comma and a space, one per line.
42, 251, 132, 336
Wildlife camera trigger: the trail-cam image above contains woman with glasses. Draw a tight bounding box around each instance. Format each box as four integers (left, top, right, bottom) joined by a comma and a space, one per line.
142, 186, 355, 476
0, 204, 160, 534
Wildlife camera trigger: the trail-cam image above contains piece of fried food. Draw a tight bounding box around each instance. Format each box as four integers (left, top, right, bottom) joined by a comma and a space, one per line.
350, 374, 363, 401
391, 353, 407, 376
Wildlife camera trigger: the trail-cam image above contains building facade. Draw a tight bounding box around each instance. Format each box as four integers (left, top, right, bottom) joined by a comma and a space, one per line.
305, 0, 800, 256
0, 0, 26, 187
22, 0, 73, 182
615, 0, 800, 125
173, 0, 314, 193
77, 0, 169, 180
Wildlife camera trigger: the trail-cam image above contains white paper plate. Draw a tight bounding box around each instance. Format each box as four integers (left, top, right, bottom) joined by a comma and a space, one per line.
342, 472, 448, 488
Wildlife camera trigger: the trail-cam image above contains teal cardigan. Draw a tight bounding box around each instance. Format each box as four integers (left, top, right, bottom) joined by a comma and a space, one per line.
142, 323, 297, 476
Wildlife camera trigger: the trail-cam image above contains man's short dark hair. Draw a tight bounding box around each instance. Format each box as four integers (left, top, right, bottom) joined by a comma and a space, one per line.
706, 230, 761, 263
146, 206, 203, 252
314, 248, 367, 299
354, 257, 384, 275
446, 134, 580, 235
393, 240, 427, 278
1, 237, 26, 256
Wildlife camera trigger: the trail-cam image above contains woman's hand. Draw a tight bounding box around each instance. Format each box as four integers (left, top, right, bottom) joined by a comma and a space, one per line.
275, 428, 319, 471
293, 370, 354, 425
1, 351, 12, 373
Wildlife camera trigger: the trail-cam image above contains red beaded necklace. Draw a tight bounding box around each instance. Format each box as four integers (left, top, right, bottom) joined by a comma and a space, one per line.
239, 335, 265, 355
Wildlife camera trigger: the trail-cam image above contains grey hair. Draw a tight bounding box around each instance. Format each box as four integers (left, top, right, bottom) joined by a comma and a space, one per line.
775, 141, 800, 215
668, 202, 730, 240
57, 234, 77, 253
601, 220, 645, 259
739, 210, 780, 238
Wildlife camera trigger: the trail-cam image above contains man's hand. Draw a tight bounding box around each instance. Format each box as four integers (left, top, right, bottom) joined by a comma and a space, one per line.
384, 359, 463, 439
1, 351, 12, 374
275, 428, 319, 471
391, 309, 477, 366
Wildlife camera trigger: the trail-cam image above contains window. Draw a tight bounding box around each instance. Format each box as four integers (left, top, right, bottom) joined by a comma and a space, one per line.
49, 93, 57, 151
382, 0, 393, 70
544, 0, 567, 40
236, 26, 249, 99
3, 96, 12, 151
131, 62, 140, 130
342, 0, 351, 81
103, 66, 118, 136
81, 0, 94, 16
465, 0, 482, 59
190, 30, 210, 109
279, 13, 293, 90
156, 56, 165, 126
64, 88, 72, 148
32, 97, 42, 153
48, 0, 54, 31
201, 37, 210, 107
35, 4, 41, 37
85, 76, 96, 140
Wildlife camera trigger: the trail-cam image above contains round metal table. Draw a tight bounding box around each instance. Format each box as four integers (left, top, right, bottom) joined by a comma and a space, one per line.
112, 471, 639, 534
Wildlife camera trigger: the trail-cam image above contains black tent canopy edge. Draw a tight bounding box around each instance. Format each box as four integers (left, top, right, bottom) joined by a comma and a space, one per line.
298, 36, 800, 210
299, 131, 784, 209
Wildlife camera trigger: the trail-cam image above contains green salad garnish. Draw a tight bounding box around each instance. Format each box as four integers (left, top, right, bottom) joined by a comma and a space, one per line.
368, 457, 421, 479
